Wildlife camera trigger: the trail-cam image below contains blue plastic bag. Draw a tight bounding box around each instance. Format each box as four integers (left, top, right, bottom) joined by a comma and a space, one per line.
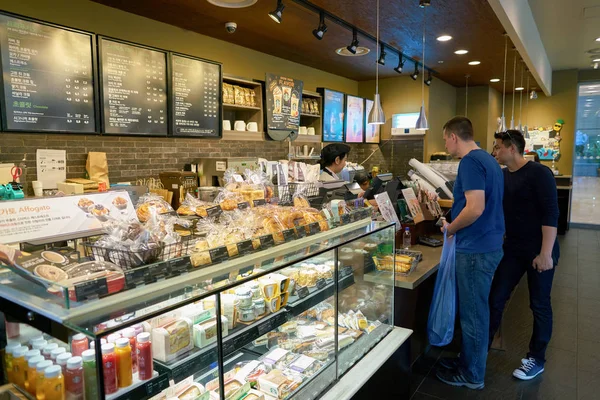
427, 231, 457, 347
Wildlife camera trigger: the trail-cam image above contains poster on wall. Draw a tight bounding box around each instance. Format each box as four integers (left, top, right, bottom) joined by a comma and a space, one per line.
345, 95, 364, 143
265, 73, 303, 140
319, 88, 344, 142
524, 125, 563, 161
364, 99, 381, 143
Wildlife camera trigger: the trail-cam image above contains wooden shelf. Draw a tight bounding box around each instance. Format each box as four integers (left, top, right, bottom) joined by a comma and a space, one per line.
223, 75, 262, 87
222, 130, 264, 141
293, 135, 321, 143
223, 103, 261, 111
300, 113, 321, 118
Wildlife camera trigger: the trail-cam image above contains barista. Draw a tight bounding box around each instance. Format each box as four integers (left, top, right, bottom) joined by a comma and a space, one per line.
319, 144, 351, 182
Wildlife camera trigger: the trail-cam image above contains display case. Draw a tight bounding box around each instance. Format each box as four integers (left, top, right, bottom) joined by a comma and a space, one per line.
0, 218, 396, 400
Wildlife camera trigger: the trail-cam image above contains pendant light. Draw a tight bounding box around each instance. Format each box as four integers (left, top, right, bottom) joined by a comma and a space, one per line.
465, 75, 470, 117
510, 49, 517, 130
523, 74, 530, 137
415, 2, 429, 131
499, 35, 508, 132
517, 61, 524, 131
368, 0, 385, 124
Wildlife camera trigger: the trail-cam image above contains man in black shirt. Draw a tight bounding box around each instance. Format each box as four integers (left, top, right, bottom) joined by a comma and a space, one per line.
489, 130, 560, 380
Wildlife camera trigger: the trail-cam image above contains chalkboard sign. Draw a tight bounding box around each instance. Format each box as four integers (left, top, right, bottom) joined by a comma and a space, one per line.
99, 37, 167, 135
170, 54, 221, 137
265, 73, 303, 141
0, 13, 97, 133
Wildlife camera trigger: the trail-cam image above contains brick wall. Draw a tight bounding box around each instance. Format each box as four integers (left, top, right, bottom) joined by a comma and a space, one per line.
0, 133, 423, 191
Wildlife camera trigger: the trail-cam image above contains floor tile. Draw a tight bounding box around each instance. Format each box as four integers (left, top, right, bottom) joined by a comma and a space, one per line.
543, 347, 577, 388
578, 315, 600, 343
578, 283, 600, 300
549, 323, 578, 353
411, 392, 445, 400
518, 380, 577, 400
578, 297, 600, 318
552, 272, 577, 289
550, 285, 578, 304
577, 369, 600, 400
578, 340, 600, 374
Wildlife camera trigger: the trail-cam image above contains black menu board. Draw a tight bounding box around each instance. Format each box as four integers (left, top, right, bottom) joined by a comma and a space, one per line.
0, 13, 96, 132
170, 54, 221, 137
99, 37, 167, 135
265, 73, 303, 140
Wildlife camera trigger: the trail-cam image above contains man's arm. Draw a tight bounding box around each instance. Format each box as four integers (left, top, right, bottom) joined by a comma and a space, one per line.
532, 166, 560, 272
446, 190, 485, 236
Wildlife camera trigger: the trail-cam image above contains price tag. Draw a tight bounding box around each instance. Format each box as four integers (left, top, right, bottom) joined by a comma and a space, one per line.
237, 202, 250, 210
251, 175, 262, 185
145, 373, 170, 397
149, 262, 169, 282
233, 174, 244, 182
315, 278, 327, 290
212, 272, 229, 285
352, 211, 360, 222
341, 214, 351, 225
270, 197, 280, 205
74, 277, 108, 302
124, 267, 147, 289
253, 199, 267, 207
239, 266, 254, 276
282, 229, 296, 243
261, 258, 275, 268
259, 234, 275, 249
296, 286, 310, 299
236, 240, 254, 256
206, 206, 223, 219
209, 246, 229, 264
295, 226, 307, 238
308, 222, 321, 235
169, 257, 191, 276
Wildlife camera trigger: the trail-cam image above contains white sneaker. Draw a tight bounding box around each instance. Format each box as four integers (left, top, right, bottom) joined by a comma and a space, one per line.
513, 357, 544, 380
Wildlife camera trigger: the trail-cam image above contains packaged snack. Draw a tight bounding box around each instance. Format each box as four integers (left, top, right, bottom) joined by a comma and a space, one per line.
136, 193, 174, 222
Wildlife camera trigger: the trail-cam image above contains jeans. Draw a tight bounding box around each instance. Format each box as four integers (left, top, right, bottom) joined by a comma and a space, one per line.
489, 251, 555, 364
456, 250, 503, 383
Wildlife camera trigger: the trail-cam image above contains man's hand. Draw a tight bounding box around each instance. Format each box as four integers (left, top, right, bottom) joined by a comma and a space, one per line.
440, 220, 454, 237
532, 253, 554, 273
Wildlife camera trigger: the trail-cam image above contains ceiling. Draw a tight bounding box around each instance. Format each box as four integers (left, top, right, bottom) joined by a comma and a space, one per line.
92, 0, 539, 89
529, 0, 600, 71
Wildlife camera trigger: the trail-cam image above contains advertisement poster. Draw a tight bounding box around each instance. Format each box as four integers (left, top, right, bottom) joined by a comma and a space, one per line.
524, 128, 560, 161
265, 73, 303, 138
365, 99, 381, 143
321, 88, 344, 142
401, 188, 424, 224
345, 95, 365, 143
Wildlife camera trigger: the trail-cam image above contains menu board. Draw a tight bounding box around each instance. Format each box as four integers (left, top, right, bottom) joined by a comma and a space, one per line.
345, 95, 364, 143
320, 88, 344, 142
99, 37, 167, 135
0, 13, 96, 132
365, 99, 381, 143
171, 54, 221, 137
265, 73, 303, 140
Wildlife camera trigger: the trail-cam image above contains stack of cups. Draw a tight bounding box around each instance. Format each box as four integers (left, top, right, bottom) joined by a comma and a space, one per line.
32, 181, 43, 197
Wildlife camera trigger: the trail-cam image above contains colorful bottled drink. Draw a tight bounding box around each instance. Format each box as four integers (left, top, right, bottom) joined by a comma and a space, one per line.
65, 356, 83, 400
81, 350, 98, 400
115, 338, 133, 388
11, 346, 29, 387
122, 328, 137, 373
70, 334, 88, 357
101, 343, 118, 394
35, 360, 53, 400
50, 348, 66, 362
5, 342, 22, 383
55, 352, 72, 375
26, 355, 45, 395
32, 340, 48, 351
43, 365, 64, 400
136, 332, 153, 381
42, 344, 58, 360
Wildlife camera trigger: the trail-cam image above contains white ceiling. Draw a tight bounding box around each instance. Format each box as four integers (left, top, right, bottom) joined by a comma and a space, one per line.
528, 0, 600, 71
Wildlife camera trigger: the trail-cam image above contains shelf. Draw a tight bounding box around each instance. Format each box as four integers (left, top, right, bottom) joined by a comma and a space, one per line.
301, 113, 321, 118
223, 75, 262, 87
290, 155, 321, 160
106, 371, 169, 400
223, 103, 261, 111
293, 135, 321, 143
222, 130, 264, 141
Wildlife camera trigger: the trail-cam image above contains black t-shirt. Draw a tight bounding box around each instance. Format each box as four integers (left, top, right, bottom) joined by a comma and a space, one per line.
503, 162, 560, 263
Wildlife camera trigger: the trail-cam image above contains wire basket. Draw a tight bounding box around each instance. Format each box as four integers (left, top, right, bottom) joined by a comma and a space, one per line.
372, 253, 419, 276
289, 182, 320, 198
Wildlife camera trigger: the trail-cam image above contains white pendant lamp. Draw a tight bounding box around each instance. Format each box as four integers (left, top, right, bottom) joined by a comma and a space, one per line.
415, 2, 429, 131
517, 61, 524, 131
523, 74, 530, 137
368, 0, 385, 124
499, 35, 508, 132
510, 50, 517, 130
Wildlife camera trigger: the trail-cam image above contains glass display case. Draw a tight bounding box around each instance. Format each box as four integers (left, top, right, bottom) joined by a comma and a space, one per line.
0, 220, 396, 400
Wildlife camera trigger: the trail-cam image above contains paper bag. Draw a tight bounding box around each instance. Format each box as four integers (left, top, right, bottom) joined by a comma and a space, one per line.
86, 152, 110, 185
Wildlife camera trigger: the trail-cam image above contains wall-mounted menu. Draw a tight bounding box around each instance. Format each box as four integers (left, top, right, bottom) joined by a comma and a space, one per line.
265, 73, 303, 140
99, 37, 167, 135
171, 54, 221, 137
0, 13, 96, 132
319, 88, 344, 142
345, 95, 364, 143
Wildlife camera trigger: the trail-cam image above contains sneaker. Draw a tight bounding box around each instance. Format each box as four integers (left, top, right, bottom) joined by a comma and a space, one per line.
513, 357, 544, 380
436, 369, 484, 390
438, 357, 460, 371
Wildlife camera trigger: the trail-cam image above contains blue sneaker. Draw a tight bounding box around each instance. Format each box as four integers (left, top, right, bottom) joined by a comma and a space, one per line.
436, 369, 484, 390
513, 357, 544, 380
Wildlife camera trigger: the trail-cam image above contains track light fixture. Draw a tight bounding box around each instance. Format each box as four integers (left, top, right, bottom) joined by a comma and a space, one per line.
419, 0, 431, 7
268, 0, 285, 24
377, 44, 386, 65
312, 11, 327, 40
410, 63, 419, 80
425, 71, 432, 86
394, 56, 405, 74
347, 28, 359, 54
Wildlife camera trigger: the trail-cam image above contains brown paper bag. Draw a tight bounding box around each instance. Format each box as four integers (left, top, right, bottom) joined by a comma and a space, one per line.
86, 152, 110, 185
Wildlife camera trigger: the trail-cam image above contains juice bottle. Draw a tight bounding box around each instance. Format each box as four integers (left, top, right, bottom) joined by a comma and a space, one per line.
89, 338, 106, 350
55, 352, 72, 375
25, 349, 41, 362
121, 328, 137, 373
43, 365, 64, 400
136, 332, 153, 381
82, 350, 98, 400
114, 338, 132, 388
65, 356, 83, 400
106, 334, 120, 344
29, 336, 45, 346
5, 342, 22, 383
50, 348, 66, 362
101, 343, 118, 394
35, 360, 53, 400
70, 334, 88, 357
11, 345, 29, 387
26, 355, 44, 395
32, 340, 48, 351
23, 350, 41, 388
42, 344, 58, 360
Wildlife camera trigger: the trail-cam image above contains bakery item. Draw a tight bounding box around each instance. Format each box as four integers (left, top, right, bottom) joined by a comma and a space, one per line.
34, 264, 69, 282
220, 199, 238, 211
152, 318, 193, 362
293, 196, 310, 208
297, 269, 317, 287
176, 205, 196, 216
137, 200, 170, 222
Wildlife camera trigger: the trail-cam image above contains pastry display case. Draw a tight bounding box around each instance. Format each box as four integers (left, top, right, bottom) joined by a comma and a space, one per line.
0, 217, 396, 400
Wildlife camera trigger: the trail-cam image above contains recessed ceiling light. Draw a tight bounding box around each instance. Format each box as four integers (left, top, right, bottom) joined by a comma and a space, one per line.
207, 0, 257, 7
438, 60, 444, 64
515, 87, 524, 91
437, 35, 452, 42
596, 37, 600, 42
454, 49, 468, 55
468, 61, 481, 65
490, 78, 500, 82
335, 46, 370, 57
593, 58, 600, 62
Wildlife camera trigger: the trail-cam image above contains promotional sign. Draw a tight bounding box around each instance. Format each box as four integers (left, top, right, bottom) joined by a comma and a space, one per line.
0, 13, 96, 132
365, 99, 381, 144
320, 88, 344, 142
345, 95, 364, 143
0, 191, 136, 244
265, 73, 303, 140
374, 192, 401, 231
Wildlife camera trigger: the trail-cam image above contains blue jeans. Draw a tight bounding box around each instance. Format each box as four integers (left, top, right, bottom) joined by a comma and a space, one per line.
456, 250, 503, 383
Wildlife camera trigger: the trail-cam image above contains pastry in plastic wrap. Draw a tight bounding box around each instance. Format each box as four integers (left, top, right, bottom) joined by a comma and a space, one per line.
152, 317, 193, 362
176, 205, 195, 216
136, 194, 173, 222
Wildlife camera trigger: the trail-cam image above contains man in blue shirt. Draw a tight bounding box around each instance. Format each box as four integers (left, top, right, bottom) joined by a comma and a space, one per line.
436, 117, 505, 390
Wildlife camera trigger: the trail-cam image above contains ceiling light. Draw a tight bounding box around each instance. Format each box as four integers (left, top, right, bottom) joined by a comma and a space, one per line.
468, 61, 481, 65
346, 28, 359, 55
419, 0, 431, 7
410, 63, 419, 80
593, 58, 600, 62
596, 37, 600, 42
454, 49, 468, 55
490, 78, 500, 82
369, 0, 385, 125
437, 35, 452, 42
515, 87, 524, 91
438, 60, 444, 64
207, 0, 257, 7
268, 0, 285, 23
312, 11, 327, 40
425, 71, 432, 86
335, 46, 370, 56
377, 44, 386, 65
415, 3, 429, 131
394, 56, 405, 74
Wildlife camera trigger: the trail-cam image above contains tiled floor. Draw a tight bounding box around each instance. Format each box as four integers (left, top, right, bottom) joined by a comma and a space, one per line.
409, 228, 600, 400
571, 177, 600, 226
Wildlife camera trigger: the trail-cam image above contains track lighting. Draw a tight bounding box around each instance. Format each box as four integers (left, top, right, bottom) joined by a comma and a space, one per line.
410, 63, 419, 80
347, 28, 359, 54
268, 0, 285, 24
394, 56, 405, 74
377, 45, 386, 65
425, 71, 432, 86
312, 11, 327, 40
419, 0, 431, 7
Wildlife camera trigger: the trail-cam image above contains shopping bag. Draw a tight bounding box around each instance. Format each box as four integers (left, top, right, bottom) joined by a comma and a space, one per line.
427, 231, 457, 347
86, 152, 110, 186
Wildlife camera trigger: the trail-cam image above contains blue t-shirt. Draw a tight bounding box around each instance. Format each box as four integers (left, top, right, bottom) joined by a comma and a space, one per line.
451, 149, 505, 253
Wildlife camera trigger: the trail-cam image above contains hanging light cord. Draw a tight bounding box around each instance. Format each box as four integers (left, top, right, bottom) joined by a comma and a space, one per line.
502, 35, 507, 120
519, 61, 524, 127
375, 0, 379, 96
421, 6, 426, 106
465, 75, 469, 117
525, 75, 530, 126
511, 50, 517, 123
